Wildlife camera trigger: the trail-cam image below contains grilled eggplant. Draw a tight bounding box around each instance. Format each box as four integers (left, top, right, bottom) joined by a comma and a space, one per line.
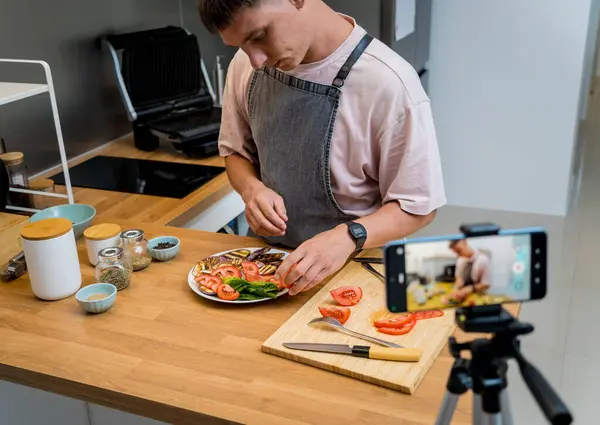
256, 253, 285, 264
259, 264, 278, 276
246, 247, 270, 262
223, 249, 251, 260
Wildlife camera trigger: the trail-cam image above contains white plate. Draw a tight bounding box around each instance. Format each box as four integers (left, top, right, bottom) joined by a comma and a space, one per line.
187, 247, 289, 304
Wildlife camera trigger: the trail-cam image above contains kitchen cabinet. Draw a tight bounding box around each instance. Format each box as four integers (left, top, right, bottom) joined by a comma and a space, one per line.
88, 404, 169, 425
0, 381, 89, 425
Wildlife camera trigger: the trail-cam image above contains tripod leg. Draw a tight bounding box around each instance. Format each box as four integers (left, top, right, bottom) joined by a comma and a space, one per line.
499, 390, 513, 425
434, 392, 461, 425
473, 394, 485, 424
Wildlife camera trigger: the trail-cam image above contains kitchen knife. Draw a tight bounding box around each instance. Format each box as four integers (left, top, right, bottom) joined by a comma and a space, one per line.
352, 257, 383, 264
283, 343, 422, 362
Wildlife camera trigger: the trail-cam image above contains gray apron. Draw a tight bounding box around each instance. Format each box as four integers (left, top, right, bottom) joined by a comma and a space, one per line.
247, 34, 374, 249
462, 261, 475, 287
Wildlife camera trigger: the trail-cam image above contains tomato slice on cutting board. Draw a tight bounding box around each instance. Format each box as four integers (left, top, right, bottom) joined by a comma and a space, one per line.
330, 286, 363, 306
377, 316, 416, 335
413, 310, 444, 320
374, 313, 414, 329
318, 306, 351, 325
195, 274, 223, 291
216, 284, 240, 301
242, 262, 260, 276
212, 265, 242, 279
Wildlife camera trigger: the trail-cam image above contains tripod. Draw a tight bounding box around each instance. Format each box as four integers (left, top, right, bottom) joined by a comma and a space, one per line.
434, 305, 573, 425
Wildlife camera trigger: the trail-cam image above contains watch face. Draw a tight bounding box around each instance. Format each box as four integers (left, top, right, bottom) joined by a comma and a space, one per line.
350, 223, 367, 239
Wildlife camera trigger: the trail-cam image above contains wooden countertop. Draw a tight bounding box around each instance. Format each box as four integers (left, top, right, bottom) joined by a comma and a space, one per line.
38, 135, 232, 227
0, 218, 520, 425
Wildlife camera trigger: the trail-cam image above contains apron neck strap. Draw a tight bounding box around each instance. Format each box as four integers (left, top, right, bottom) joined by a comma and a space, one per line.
332, 34, 374, 88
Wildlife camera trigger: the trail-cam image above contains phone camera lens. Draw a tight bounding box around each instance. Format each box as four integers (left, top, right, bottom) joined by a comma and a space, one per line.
535, 248, 541, 255
535, 263, 541, 270
396, 247, 404, 256
535, 277, 541, 284
398, 273, 405, 284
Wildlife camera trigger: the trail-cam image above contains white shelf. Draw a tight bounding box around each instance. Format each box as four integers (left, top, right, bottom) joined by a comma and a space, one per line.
0, 82, 48, 106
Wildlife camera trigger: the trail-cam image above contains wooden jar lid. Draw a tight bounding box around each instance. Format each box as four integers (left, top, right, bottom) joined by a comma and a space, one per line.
83, 223, 121, 241
29, 178, 55, 190
21, 218, 72, 241
0, 152, 24, 166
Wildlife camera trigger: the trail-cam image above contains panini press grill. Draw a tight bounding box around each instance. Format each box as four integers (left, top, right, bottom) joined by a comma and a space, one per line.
103, 26, 221, 157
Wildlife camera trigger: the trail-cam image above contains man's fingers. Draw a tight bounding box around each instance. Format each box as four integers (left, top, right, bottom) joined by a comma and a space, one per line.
257, 198, 287, 232
250, 206, 285, 236
273, 196, 288, 222
290, 268, 324, 296
276, 249, 305, 284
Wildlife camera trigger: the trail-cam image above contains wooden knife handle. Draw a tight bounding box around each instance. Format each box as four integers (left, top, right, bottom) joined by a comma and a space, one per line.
368, 347, 422, 362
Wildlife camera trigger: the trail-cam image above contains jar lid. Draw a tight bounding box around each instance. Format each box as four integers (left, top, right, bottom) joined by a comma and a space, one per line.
20, 218, 72, 241
0, 152, 24, 166
29, 178, 55, 190
84, 223, 121, 241
121, 229, 144, 242
98, 247, 124, 262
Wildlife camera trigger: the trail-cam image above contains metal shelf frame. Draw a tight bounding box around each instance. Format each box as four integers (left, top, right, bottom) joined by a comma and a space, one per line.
0, 59, 74, 213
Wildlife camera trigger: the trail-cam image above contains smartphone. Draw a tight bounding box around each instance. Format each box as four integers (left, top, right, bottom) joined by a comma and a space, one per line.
384, 228, 547, 313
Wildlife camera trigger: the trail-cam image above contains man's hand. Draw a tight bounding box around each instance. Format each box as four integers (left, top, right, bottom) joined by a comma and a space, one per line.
242, 182, 288, 237
276, 225, 355, 296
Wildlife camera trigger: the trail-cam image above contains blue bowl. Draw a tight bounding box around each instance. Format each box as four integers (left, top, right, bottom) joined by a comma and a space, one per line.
148, 236, 181, 262
75, 283, 117, 314
30, 204, 96, 239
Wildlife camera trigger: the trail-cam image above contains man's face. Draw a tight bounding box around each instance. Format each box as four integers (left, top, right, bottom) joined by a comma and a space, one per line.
219, 0, 313, 71
451, 240, 469, 257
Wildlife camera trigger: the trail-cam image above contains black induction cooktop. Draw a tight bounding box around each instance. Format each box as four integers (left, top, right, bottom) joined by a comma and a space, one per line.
51, 156, 225, 199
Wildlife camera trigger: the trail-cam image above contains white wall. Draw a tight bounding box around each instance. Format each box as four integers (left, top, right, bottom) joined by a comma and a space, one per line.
429, 0, 595, 216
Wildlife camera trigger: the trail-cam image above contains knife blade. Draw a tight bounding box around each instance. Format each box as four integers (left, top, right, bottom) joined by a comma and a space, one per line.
352, 257, 383, 264
283, 343, 422, 362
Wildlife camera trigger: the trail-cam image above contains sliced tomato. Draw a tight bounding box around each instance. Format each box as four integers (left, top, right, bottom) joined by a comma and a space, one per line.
264, 275, 284, 290
195, 274, 223, 291
377, 317, 416, 335
242, 262, 260, 276
216, 284, 240, 301
374, 313, 414, 329
318, 306, 351, 325
330, 286, 363, 306
413, 310, 444, 320
281, 264, 298, 289
212, 265, 242, 279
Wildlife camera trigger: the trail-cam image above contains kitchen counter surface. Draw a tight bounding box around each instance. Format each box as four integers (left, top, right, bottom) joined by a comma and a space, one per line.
38, 135, 232, 227
0, 217, 520, 425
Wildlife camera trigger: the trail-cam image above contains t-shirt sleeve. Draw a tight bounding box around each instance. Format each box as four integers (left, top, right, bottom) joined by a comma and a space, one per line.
378, 101, 447, 215
218, 50, 258, 163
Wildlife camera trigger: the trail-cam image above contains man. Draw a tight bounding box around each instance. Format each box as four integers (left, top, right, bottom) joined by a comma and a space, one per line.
197, 0, 446, 295
444, 239, 492, 304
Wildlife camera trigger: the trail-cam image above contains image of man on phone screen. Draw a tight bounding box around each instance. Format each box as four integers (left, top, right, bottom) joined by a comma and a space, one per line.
444, 239, 491, 304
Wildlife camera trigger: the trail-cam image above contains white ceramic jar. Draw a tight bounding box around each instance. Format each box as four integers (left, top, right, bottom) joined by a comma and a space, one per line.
83, 223, 122, 266
20, 217, 82, 301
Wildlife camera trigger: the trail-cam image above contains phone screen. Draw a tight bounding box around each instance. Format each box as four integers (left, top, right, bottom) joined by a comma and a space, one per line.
385, 230, 546, 313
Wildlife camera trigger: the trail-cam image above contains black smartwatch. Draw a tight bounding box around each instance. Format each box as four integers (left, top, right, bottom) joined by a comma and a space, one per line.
345, 222, 367, 252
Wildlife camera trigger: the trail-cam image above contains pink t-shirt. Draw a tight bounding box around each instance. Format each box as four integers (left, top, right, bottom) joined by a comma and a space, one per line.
218, 15, 446, 216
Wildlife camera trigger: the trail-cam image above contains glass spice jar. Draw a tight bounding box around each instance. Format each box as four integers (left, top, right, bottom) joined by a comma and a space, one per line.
120, 229, 152, 271
95, 247, 132, 291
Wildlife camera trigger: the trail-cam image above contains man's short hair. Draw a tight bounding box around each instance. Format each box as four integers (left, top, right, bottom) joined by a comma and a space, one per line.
449, 239, 466, 249
197, 0, 259, 33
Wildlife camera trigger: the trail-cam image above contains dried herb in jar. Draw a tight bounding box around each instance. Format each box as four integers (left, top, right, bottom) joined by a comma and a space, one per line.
131, 256, 152, 271
99, 269, 131, 291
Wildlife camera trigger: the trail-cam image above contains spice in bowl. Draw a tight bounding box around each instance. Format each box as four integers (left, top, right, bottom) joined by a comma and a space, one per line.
86, 293, 109, 301
148, 236, 181, 262
154, 242, 176, 250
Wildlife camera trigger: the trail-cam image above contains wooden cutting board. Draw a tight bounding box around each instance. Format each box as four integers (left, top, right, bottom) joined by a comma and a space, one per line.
262, 260, 456, 394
